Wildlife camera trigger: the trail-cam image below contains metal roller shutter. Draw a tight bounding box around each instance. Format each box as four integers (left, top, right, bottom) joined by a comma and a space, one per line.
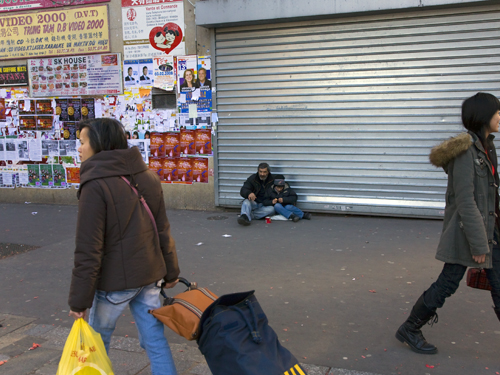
212, 4, 500, 218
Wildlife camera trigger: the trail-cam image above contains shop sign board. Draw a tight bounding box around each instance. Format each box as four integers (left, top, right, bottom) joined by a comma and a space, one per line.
0, 5, 110, 60
28, 53, 123, 96
0, 0, 109, 13
121, 0, 184, 60
0, 65, 28, 86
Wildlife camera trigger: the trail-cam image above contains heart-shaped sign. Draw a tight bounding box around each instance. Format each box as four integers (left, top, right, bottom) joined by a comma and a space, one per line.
149, 22, 183, 55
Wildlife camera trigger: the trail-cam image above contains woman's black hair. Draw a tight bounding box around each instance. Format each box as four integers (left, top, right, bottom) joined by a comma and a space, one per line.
462, 92, 500, 144
78, 118, 128, 154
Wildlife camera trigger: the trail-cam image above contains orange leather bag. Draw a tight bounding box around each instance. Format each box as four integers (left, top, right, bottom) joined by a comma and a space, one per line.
149, 278, 218, 341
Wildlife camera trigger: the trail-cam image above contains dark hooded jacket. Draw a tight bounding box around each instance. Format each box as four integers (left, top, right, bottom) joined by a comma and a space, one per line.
240, 172, 274, 203
263, 181, 298, 206
430, 131, 499, 269
69, 147, 179, 312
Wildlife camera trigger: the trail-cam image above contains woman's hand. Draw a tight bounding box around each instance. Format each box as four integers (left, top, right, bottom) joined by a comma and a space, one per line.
473, 254, 486, 263
69, 310, 86, 320
164, 279, 179, 289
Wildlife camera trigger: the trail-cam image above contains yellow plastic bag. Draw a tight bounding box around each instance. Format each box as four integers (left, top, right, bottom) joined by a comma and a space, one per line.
56, 318, 114, 375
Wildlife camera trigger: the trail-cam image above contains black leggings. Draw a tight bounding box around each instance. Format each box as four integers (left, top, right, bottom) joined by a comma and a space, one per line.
424, 235, 500, 310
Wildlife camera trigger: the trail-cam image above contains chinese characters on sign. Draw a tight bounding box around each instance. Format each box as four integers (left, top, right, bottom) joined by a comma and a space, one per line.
0, 5, 110, 60
121, 0, 185, 60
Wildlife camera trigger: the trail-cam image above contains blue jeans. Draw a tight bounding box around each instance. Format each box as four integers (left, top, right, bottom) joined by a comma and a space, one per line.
88, 283, 177, 375
274, 203, 304, 219
240, 199, 275, 221
423, 236, 500, 310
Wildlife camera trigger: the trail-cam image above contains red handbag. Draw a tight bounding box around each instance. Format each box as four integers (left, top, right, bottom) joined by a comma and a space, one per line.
466, 268, 492, 291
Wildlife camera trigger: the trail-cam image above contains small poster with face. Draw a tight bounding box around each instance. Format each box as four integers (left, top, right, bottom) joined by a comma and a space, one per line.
124, 60, 139, 87
176, 55, 198, 94
138, 59, 154, 86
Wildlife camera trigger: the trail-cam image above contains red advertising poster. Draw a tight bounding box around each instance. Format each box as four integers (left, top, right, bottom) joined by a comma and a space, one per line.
165, 132, 180, 157
195, 128, 211, 155
192, 157, 208, 183
0, 0, 109, 13
176, 157, 193, 183
162, 156, 178, 182
148, 157, 164, 181
66, 167, 81, 184
150, 132, 165, 157
180, 128, 195, 155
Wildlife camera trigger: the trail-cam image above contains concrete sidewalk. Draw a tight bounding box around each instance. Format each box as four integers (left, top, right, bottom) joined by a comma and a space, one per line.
2, 203, 500, 375
0, 313, 378, 375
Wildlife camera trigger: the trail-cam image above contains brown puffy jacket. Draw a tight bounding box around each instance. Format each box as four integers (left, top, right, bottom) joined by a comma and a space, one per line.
69, 147, 179, 312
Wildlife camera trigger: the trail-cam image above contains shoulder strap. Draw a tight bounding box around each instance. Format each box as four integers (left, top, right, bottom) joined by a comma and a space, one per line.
120, 176, 158, 238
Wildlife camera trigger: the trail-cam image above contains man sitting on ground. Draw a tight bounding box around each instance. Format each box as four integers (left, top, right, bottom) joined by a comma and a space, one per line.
263, 176, 311, 222
238, 163, 276, 226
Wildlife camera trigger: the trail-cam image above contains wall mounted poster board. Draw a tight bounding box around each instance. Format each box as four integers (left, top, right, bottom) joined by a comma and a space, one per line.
28, 53, 123, 96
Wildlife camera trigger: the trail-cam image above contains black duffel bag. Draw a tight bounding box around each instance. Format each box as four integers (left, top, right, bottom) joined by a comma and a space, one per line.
197, 290, 307, 375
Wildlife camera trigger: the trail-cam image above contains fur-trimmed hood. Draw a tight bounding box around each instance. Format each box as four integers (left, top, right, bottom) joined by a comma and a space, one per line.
429, 132, 473, 170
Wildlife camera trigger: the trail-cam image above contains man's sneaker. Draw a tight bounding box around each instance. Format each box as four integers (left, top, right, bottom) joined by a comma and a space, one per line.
303, 212, 312, 220
237, 214, 251, 226
290, 214, 300, 222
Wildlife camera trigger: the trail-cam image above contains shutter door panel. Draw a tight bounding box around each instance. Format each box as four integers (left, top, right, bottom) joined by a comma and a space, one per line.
214, 4, 500, 217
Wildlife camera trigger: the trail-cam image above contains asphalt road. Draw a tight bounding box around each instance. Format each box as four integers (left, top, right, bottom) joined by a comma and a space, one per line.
1, 203, 499, 375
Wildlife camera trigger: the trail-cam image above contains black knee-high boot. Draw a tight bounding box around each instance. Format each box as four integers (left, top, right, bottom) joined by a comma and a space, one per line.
395, 294, 438, 354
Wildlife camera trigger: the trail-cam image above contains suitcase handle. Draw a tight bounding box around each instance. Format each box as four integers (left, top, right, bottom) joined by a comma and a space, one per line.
160, 277, 198, 300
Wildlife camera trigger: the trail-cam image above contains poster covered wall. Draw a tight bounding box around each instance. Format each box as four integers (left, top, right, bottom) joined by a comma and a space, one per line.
0, 5, 110, 60
122, 0, 185, 60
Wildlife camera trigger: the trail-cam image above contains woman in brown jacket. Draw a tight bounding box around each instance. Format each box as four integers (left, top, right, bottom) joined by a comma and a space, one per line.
68, 118, 180, 375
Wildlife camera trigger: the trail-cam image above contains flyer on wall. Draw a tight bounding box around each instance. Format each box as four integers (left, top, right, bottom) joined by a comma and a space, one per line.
122, 0, 185, 60
176, 55, 198, 94
153, 56, 175, 91
123, 59, 154, 88
28, 53, 123, 97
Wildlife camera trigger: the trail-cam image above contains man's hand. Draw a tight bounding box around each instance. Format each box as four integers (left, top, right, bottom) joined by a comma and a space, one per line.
69, 310, 86, 320
272, 198, 278, 205
278, 198, 283, 203
248, 193, 257, 201
473, 254, 486, 264
164, 279, 179, 289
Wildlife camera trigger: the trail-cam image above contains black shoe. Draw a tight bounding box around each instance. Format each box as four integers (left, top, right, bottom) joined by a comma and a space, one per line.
290, 214, 300, 222
237, 214, 251, 226
395, 294, 438, 354
303, 212, 312, 220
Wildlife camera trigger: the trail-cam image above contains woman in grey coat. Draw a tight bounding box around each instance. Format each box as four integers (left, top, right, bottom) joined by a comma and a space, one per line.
396, 92, 500, 354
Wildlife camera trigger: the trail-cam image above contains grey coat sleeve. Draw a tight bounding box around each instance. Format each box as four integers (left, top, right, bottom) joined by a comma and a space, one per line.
452, 149, 490, 256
